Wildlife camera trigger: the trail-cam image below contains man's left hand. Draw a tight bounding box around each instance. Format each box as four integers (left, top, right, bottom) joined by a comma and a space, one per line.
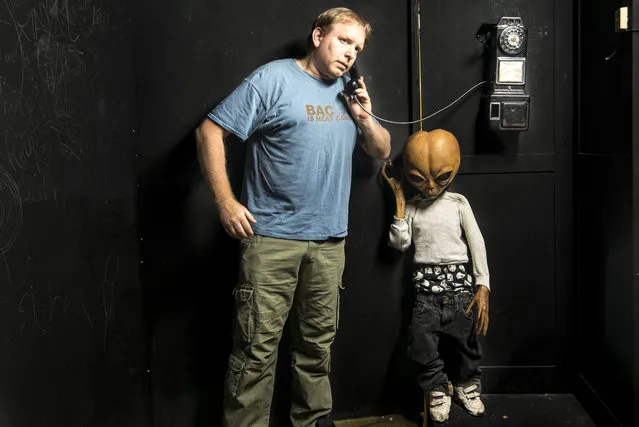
343, 76, 372, 122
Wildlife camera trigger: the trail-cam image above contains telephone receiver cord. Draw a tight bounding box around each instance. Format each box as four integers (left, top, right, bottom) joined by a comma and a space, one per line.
349, 80, 489, 126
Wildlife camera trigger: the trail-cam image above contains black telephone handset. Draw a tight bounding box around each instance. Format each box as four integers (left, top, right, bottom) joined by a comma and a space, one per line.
343, 63, 360, 99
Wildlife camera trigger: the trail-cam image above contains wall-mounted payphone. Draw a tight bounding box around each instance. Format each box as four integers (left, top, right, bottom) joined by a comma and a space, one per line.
477, 17, 530, 131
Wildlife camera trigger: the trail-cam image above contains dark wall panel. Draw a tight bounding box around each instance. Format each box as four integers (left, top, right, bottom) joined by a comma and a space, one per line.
454, 173, 556, 367
576, 0, 635, 425
579, 0, 632, 156
576, 155, 633, 427
0, 0, 146, 426
414, 0, 573, 398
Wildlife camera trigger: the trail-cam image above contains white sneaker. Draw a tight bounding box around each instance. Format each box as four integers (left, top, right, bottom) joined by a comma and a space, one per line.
428, 391, 451, 423
454, 384, 485, 416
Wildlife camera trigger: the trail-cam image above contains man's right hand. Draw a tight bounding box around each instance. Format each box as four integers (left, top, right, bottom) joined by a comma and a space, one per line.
218, 198, 257, 239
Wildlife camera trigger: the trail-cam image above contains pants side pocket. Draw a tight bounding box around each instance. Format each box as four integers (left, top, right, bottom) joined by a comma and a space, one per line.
227, 352, 247, 398
232, 284, 254, 343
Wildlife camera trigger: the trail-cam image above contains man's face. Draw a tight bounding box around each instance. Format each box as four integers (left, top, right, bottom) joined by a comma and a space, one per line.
310, 21, 366, 80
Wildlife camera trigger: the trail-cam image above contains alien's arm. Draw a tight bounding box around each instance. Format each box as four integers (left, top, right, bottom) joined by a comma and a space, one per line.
459, 196, 490, 290
388, 204, 414, 252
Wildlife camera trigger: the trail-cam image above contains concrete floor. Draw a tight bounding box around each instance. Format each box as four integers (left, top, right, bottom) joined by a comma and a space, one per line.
334, 394, 597, 427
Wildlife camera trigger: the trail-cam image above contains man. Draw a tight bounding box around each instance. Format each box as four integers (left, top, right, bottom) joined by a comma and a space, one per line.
195, 7, 391, 427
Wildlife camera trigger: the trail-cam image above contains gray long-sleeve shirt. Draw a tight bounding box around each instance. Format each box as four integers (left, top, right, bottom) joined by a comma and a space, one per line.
388, 191, 490, 289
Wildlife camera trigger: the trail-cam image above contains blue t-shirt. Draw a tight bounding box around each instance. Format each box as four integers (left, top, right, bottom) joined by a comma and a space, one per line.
208, 58, 359, 240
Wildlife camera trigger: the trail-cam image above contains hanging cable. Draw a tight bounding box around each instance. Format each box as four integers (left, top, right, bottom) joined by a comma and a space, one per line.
355, 80, 488, 126
417, 1, 423, 130
605, 29, 639, 61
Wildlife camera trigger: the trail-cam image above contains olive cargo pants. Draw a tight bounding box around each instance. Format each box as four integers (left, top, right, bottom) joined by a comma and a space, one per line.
223, 235, 345, 427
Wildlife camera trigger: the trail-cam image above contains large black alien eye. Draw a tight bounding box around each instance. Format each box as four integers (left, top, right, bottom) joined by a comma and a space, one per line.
436, 172, 452, 184
409, 174, 425, 184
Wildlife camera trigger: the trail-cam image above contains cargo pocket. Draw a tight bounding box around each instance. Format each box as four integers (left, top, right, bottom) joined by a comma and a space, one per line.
227, 352, 246, 398
232, 284, 254, 343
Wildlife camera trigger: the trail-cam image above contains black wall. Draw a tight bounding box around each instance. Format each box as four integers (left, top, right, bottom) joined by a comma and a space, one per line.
137, 0, 575, 424
575, 0, 638, 426
414, 0, 574, 396
0, 0, 146, 426
0, 0, 598, 426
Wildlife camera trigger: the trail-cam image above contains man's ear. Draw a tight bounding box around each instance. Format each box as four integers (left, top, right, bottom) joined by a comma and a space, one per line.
311, 27, 323, 48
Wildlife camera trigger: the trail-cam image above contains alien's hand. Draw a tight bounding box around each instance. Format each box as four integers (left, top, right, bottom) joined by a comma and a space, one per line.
466, 285, 490, 336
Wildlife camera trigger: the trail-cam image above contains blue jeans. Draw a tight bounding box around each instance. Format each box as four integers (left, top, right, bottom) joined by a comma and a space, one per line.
408, 291, 482, 393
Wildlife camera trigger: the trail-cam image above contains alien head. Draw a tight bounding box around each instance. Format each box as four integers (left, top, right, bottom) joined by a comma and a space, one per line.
403, 129, 460, 200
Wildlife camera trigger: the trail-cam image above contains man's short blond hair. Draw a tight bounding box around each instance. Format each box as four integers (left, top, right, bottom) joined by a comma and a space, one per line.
306, 7, 372, 51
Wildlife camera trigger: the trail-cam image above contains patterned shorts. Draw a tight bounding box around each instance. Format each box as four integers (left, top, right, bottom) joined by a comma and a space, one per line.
412, 263, 474, 294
